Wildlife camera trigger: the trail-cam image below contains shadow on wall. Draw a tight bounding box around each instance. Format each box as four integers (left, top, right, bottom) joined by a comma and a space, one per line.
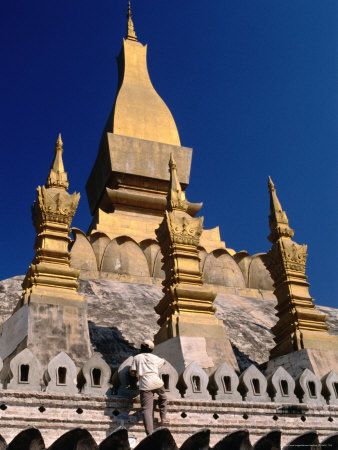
88, 322, 139, 370
230, 342, 258, 373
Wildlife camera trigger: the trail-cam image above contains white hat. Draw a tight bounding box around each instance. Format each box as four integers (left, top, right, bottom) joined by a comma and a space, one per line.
142, 339, 154, 350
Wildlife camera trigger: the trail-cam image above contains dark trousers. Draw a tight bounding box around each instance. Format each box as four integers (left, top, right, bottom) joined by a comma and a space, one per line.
140, 387, 167, 435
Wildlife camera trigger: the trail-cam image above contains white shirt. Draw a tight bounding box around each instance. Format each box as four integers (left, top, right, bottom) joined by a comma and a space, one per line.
131, 353, 166, 391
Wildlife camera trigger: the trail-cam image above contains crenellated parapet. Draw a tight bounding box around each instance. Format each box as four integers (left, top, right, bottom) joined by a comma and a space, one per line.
0, 349, 336, 447
0, 348, 337, 407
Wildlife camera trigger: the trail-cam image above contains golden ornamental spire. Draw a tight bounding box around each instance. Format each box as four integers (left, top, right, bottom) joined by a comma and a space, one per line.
126, 0, 137, 41
104, 0, 181, 146
20, 134, 81, 307
265, 177, 338, 359
167, 153, 188, 212
268, 176, 294, 242
46, 133, 69, 190
153, 156, 238, 372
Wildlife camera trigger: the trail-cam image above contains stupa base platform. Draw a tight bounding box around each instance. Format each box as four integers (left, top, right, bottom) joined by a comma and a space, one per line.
0, 294, 91, 370
264, 348, 338, 378
153, 335, 238, 375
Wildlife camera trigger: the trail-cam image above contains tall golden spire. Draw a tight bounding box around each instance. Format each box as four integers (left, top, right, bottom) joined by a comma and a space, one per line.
126, 0, 137, 41
46, 133, 69, 190
268, 176, 294, 243
153, 157, 238, 372
102, 0, 180, 146
21, 134, 81, 306
14, 136, 91, 368
167, 153, 188, 212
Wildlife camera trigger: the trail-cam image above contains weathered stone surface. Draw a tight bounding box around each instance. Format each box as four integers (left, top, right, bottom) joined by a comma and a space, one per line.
71, 228, 99, 274
0, 356, 3, 388
1, 276, 337, 373
178, 362, 210, 400
154, 336, 232, 375
112, 356, 139, 398
208, 362, 242, 401
321, 370, 338, 405
6, 348, 41, 391
158, 360, 180, 399
295, 368, 326, 405
80, 353, 111, 395
203, 251, 245, 288
235, 253, 274, 292
238, 365, 270, 403
266, 366, 298, 404
0, 390, 336, 447
0, 276, 22, 320
265, 347, 338, 379
45, 352, 77, 394
100, 237, 150, 278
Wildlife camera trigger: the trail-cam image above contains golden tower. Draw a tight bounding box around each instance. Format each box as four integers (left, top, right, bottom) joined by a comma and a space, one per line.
85, 2, 224, 252
20, 134, 82, 305
265, 177, 338, 376
0, 135, 92, 369
153, 155, 238, 373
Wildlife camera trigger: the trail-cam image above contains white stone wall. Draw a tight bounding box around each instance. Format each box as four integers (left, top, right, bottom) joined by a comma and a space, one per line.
0, 391, 336, 447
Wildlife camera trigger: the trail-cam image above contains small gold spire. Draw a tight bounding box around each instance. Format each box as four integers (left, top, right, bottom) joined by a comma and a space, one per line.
46, 133, 69, 190
126, 0, 137, 41
56, 132, 63, 146
265, 176, 337, 359
167, 153, 188, 212
268, 176, 293, 242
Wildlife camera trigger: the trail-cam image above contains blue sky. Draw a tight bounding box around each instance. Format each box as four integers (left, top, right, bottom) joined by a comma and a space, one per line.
0, 1, 337, 308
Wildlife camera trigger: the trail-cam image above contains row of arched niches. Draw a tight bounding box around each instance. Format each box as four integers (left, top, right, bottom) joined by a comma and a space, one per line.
1, 427, 337, 450
70, 229, 274, 291
1, 348, 337, 405
1, 350, 337, 448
